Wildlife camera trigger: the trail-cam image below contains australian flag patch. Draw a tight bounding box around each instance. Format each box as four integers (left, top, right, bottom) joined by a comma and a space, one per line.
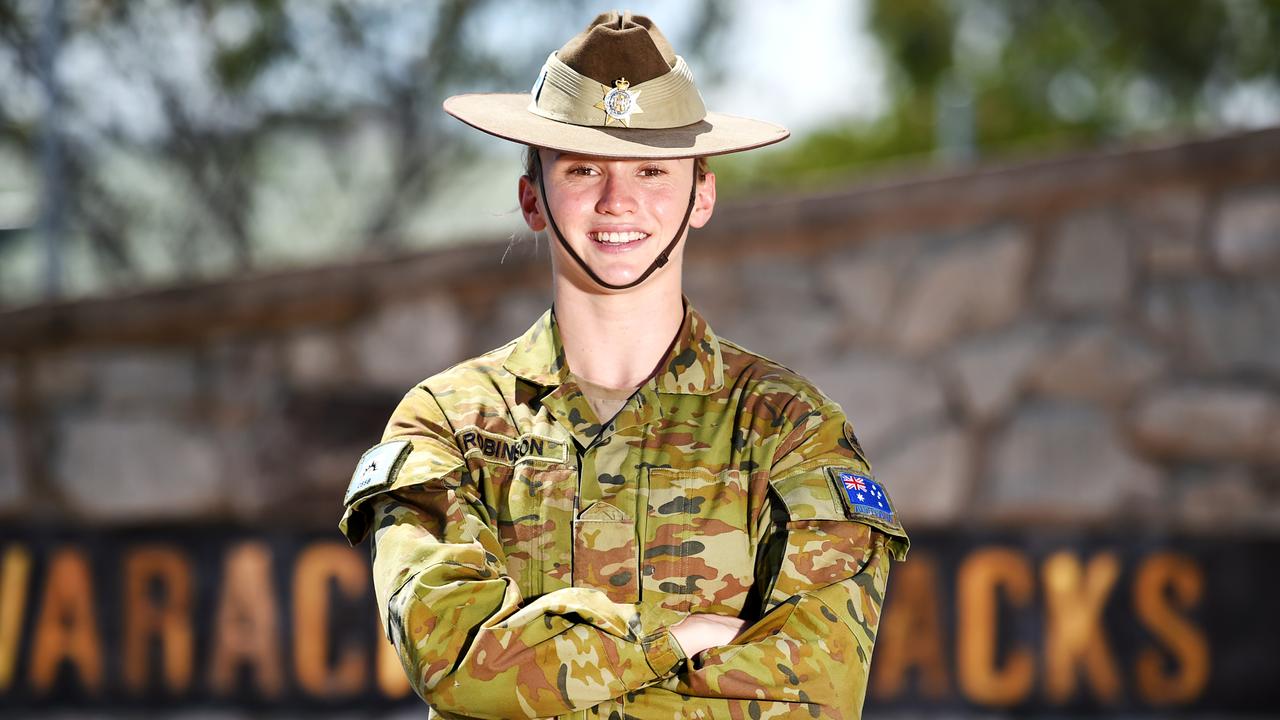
837, 470, 895, 524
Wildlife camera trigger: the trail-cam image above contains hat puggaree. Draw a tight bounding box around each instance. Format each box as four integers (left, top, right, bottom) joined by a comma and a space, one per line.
443, 10, 789, 158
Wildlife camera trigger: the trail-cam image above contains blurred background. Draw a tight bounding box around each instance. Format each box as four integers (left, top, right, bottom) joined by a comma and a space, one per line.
1, 0, 1279, 717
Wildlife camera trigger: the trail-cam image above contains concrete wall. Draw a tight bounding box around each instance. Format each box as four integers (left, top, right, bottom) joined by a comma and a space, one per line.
2, 128, 1279, 534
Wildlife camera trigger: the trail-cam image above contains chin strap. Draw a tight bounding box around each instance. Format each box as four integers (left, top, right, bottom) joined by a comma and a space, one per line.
532, 152, 699, 291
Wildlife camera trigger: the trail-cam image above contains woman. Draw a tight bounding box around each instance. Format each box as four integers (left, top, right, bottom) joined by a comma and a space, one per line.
340, 11, 908, 719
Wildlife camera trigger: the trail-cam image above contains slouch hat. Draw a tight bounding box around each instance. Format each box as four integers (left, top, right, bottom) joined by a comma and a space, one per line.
443, 10, 789, 158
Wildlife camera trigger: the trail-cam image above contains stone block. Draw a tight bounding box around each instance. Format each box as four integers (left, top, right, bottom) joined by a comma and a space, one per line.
205, 339, 282, 428
1131, 187, 1207, 274
0, 413, 23, 510
0, 356, 15, 400
1213, 184, 1280, 273
1182, 279, 1280, 376
715, 305, 841, 372
685, 258, 747, 335
217, 419, 322, 522
1130, 385, 1280, 463
890, 225, 1031, 354
352, 294, 465, 390
1175, 465, 1275, 531
715, 256, 844, 367
0, 359, 17, 510
805, 352, 947, 457
739, 255, 822, 310
945, 323, 1051, 423
874, 423, 970, 526
54, 413, 225, 520
286, 329, 350, 387
820, 234, 919, 342
469, 287, 552, 357
33, 351, 95, 405
989, 402, 1162, 520
1140, 282, 1182, 342
1044, 207, 1132, 312
93, 350, 199, 411
1027, 323, 1165, 406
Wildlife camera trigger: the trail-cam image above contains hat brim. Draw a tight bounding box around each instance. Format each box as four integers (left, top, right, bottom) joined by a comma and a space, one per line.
443, 93, 789, 159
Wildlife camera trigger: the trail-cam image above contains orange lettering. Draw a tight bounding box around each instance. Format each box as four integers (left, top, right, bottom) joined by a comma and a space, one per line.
1134, 552, 1209, 705
122, 545, 194, 693
1042, 551, 1121, 704
208, 542, 284, 697
293, 542, 367, 697
871, 553, 949, 699
0, 544, 32, 691
30, 547, 103, 694
956, 547, 1034, 706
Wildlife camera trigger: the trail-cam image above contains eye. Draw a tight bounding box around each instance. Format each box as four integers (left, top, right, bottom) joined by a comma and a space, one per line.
639, 165, 667, 177
567, 165, 598, 177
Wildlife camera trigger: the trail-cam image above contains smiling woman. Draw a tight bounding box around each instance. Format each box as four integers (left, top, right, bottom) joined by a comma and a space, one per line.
338, 10, 909, 720
518, 150, 710, 291
518, 147, 712, 291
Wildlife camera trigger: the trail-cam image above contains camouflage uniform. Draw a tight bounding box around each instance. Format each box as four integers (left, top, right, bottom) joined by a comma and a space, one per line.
340, 302, 909, 719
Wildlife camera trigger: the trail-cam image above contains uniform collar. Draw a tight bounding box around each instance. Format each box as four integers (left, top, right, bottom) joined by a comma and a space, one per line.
502, 297, 725, 396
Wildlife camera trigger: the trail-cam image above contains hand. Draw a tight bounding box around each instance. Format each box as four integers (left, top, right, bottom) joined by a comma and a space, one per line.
669, 613, 746, 657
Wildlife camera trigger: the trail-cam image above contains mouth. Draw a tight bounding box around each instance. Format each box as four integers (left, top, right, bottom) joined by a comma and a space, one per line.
588, 230, 650, 248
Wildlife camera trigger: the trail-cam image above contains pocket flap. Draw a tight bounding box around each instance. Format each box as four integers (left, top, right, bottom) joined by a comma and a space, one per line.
578, 500, 630, 522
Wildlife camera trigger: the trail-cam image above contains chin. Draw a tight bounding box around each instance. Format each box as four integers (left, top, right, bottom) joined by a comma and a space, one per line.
588, 267, 645, 289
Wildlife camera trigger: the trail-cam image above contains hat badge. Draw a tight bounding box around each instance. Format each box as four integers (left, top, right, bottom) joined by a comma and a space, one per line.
596, 77, 643, 127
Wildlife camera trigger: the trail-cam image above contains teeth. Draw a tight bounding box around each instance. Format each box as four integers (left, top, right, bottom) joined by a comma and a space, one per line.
591, 231, 648, 244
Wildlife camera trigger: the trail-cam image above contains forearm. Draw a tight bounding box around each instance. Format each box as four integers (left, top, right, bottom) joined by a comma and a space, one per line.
662, 534, 893, 719
378, 504, 684, 718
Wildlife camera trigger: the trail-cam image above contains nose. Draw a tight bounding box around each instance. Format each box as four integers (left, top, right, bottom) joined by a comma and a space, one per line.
595, 169, 638, 215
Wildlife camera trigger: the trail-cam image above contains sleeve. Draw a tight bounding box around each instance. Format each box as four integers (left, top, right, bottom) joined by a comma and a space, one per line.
663, 403, 910, 719
337, 386, 686, 720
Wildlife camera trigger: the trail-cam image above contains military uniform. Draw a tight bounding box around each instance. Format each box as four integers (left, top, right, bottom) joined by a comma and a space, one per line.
340, 302, 909, 719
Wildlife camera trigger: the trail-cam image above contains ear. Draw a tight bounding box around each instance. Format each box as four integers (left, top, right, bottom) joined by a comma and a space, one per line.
518, 174, 546, 232
688, 171, 716, 230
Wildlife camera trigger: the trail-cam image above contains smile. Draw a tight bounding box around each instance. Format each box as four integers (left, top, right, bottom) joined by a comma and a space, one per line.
589, 231, 649, 245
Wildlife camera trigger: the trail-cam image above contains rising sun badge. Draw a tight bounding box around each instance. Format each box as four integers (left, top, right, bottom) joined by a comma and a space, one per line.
596, 77, 643, 127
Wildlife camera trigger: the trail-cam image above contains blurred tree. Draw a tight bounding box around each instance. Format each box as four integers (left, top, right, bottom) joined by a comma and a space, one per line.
0, 0, 728, 305
718, 0, 1280, 194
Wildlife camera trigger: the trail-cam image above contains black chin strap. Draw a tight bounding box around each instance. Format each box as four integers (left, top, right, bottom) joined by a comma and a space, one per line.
532, 152, 698, 291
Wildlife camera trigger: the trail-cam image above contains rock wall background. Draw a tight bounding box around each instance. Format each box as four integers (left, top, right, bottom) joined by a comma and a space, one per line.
3, 128, 1277, 534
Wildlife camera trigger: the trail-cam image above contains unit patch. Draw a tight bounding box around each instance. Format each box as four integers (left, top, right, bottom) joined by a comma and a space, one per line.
833, 469, 896, 525
344, 439, 412, 507
455, 426, 567, 466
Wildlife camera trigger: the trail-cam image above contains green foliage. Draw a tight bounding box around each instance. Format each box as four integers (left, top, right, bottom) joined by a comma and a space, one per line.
211, 0, 290, 91
721, 0, 1280, 196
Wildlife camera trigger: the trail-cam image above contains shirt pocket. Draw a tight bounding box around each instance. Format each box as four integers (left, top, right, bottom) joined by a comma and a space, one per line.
572, 500, 639, 603
492, 463, 575, 598
644, 466, 753, 614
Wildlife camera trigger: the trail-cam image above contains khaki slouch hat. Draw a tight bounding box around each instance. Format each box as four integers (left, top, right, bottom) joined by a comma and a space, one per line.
443, 10, 790, 158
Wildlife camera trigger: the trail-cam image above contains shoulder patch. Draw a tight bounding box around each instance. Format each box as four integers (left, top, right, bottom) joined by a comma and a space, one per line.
829, 467, 898, 527
344, 439, 412, 507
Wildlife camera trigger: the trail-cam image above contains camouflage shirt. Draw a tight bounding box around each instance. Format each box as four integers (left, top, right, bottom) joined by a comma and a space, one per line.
340, 301, 909, 719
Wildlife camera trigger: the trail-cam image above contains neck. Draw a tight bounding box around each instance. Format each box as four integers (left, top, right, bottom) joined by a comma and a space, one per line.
553, 274, 685, 390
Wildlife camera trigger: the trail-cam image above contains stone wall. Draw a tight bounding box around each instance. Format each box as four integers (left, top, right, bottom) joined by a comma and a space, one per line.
2, 127, 1279, 533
